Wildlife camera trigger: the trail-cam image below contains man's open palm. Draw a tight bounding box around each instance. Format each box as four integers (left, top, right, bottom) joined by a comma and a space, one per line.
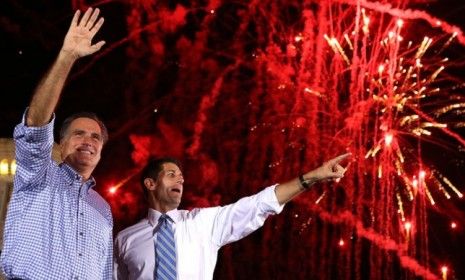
62, 8, 105, 58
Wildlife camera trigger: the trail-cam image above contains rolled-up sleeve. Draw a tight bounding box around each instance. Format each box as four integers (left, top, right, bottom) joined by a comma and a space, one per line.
13, 110, 55, 192
210, 184, 284, 247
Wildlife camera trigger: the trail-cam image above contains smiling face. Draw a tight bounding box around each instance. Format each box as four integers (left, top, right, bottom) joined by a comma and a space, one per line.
148, 162, 184, 212
59, 117, 104, 180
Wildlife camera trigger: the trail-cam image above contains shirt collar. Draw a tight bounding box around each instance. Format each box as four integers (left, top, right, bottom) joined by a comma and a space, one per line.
60, 162, 96, 192
147, 208, 180, 227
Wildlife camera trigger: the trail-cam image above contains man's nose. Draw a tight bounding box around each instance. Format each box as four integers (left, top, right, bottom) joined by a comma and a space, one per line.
82, 135, 93, 145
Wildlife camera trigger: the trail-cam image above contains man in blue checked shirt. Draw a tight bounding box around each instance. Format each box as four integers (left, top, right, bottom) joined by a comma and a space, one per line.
1, 7, 113, 280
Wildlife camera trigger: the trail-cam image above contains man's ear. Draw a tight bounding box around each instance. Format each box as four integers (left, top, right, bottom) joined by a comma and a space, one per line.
144, 178, 157, 192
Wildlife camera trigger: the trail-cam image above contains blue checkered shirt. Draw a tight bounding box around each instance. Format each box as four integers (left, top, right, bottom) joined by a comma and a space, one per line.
1, 114, 113, 279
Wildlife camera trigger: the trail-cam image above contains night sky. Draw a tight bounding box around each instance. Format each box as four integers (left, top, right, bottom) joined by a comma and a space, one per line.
2, 1, 465, 279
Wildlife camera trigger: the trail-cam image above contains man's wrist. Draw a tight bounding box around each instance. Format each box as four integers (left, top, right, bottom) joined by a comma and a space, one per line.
298, 174, 312, 190
58, 49, 79, 63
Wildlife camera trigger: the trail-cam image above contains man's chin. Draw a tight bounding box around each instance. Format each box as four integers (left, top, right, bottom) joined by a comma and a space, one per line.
65, 157, 98, 169
171, 199, 182, 209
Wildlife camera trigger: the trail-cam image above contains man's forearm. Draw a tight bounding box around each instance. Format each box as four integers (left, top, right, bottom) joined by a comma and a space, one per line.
275, 177, 305, 205
26, 50, 77, 127
274, 174, 318, 205
274, 153, 350, 205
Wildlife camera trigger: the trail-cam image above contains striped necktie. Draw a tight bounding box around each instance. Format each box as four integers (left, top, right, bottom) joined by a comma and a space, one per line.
155, 214, 177, 280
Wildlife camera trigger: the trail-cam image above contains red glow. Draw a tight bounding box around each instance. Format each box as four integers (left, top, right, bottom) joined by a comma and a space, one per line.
1, 0, 464, 279
112, 1, 465, 278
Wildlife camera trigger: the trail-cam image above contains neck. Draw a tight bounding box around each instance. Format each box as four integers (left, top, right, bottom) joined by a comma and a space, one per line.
76, 169, 92, 181
149, 198, 177, 213
63, 159, 94, 181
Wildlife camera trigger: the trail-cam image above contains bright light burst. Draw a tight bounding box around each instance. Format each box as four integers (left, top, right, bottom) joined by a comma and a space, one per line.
318, 5, 465, 278
337, 23, 465, 206
261, 2, 465, 278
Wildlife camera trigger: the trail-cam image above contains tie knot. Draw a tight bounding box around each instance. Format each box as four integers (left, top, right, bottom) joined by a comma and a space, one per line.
159, 214, 172, 225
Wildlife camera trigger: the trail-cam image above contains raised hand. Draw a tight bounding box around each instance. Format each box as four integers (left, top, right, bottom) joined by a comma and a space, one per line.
26, 8, 106, 127
62, 8, 105, 59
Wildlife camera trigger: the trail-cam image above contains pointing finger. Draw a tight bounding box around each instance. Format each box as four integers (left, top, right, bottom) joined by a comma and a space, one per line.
328, 153, 352, 165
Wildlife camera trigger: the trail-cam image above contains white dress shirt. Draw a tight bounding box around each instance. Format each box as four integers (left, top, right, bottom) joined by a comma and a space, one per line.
113, 185, 284, 280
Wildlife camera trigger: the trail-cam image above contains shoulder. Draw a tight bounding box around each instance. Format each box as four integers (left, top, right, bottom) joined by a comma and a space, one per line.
88, 189, 113, 223
180, 206, 222, 221
115, 218, 150, 242
89, 189, 111, 209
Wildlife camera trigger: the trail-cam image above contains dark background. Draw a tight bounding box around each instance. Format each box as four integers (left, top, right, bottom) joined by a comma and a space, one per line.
1, 0, 465, 279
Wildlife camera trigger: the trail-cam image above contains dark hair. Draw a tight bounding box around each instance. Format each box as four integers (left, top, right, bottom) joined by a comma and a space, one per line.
140, 157, 181, 198
59, 112, 109, 144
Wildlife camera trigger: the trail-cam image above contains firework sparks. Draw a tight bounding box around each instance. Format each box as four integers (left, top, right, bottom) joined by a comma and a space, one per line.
118, 0, 465, 279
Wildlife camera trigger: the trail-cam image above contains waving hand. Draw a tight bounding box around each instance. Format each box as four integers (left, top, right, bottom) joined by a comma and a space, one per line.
62, 8, 105, 59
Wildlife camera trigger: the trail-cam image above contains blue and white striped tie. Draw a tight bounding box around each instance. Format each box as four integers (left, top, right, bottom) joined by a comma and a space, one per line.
155, 214, 177, 280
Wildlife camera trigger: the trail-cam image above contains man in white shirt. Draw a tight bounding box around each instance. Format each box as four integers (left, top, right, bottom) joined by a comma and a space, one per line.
113, 154, 350, 280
